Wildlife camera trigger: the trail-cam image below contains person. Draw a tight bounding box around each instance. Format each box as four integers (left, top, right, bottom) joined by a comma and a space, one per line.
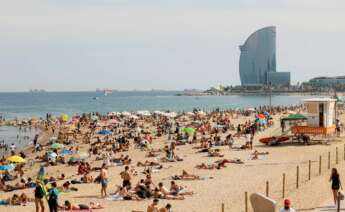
147, 199, 159, 212
336, 119, 341, 137
33, 134, 39, 146
34, 179, 45, 212
10, 143, 16, 155
329, 168, 342, 204
159, 203, 172, 212
100, 163, 108, 198
120, 166, 131, 189
62, 200, 103, 210
48, 182, 59, 212
279, 199, 295, 212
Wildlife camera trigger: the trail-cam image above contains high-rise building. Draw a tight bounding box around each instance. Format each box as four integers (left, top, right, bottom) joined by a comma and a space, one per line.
239, 26, 290, 86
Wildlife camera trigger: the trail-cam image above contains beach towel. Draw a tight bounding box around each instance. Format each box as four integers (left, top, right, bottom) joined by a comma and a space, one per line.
107, 195, 124, 201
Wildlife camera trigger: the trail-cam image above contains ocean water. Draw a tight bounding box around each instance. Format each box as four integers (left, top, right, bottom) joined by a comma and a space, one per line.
0, 126, 39, 156
0, 91, 318, 119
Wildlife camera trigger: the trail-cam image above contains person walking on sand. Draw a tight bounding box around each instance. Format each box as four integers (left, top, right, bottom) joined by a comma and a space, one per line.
329, 168, 342, 205
100, 163, 108, 198
279, 199, 295, 212
48, 182, 59, 212
147, 199, 159, 212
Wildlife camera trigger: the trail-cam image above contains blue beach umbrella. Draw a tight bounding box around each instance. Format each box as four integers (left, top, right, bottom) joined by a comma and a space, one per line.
0, 164, 15, 171
98, 129, 112, 135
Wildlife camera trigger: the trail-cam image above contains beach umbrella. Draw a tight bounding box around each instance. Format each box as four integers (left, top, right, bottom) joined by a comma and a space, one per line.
61, 114, 69, 122
70, 152, 89, 162
0, 164, 15, 171
51, 143, 64, 149
121, 111, 131, 116
7, 155, 26, 163
247, 108, 256, 112
106, 119, 119, 125
61, 149, 74, 156
336, 96, 343, 104
257, 114, 266, 119
214, 124, 224, 129
197, 111, 206, 116
263, 111, 270, 116
137, 110, 151, 116
129, 115, 139, 119
182, 127, 196, 135
98, 129, 112, 135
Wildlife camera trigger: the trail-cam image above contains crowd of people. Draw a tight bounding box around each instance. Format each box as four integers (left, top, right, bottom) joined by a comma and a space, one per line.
0, 105, 312, 211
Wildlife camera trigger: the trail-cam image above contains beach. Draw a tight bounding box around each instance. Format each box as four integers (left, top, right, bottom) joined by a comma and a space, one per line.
0, 106, 344, 212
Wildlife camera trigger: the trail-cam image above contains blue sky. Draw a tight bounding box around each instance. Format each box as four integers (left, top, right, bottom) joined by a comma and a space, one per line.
0, 0, 345, 91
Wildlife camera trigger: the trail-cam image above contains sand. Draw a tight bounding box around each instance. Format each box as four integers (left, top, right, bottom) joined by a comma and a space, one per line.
1, 112, 345, 212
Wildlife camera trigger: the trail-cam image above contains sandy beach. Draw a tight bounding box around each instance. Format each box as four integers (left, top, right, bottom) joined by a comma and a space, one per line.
1, 108, 344, 212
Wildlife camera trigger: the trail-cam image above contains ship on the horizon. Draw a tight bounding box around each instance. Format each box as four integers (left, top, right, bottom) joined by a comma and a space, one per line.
29, 89, 46, 93
96, 88, 116, 96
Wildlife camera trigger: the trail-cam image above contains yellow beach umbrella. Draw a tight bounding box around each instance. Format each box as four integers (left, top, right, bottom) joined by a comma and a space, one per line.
7, 155, 26, 163
61, 114, 69, 122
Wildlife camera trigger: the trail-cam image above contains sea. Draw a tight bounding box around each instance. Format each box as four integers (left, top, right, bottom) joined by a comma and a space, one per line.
0, 91, 321, 152
0, 91, 319, 119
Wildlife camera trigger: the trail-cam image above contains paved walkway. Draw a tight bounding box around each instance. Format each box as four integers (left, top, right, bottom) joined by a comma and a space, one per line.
313, 200, 344, 211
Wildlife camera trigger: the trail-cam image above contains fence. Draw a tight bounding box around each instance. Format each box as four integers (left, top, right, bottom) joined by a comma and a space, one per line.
216, 143, 345, 212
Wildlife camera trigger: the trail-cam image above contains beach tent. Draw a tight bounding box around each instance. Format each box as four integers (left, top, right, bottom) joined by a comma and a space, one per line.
7, 155, 26, 163
51, 143, 64, 149
98, 129, 112, 135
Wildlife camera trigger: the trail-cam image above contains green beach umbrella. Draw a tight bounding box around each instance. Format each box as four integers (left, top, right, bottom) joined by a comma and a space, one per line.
182, 127, 196, 135
51, 143, 64, 149
336, 96, 343, 104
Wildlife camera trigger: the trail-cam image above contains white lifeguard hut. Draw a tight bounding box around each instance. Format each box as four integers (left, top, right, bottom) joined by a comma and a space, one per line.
292, 98, 336, 135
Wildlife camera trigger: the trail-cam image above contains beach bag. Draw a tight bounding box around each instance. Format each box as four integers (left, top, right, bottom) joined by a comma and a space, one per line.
340, 191, 344, 200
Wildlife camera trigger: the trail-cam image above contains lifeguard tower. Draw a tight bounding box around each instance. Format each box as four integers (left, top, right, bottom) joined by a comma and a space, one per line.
291, 98, 336, 135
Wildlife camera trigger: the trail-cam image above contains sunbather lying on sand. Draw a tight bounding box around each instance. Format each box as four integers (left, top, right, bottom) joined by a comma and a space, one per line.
215, 158, 244, 165
195, 163, 217, 170
207, 149, 224, 157
137, 160, 161, 167
171, 170, 203, 180
60, 200, 103, 210
114, 186, 142, 201
155, 184, 184, 200
0, 193, 33, 206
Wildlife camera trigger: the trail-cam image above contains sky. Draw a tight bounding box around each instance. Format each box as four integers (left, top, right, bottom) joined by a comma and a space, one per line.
0, 0, 345, 91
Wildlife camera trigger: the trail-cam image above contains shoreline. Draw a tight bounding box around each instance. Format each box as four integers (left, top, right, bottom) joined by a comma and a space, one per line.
178, 91, 345, 96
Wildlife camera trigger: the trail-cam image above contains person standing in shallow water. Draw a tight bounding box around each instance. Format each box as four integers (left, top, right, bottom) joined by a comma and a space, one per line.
329, 168, 342, 205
